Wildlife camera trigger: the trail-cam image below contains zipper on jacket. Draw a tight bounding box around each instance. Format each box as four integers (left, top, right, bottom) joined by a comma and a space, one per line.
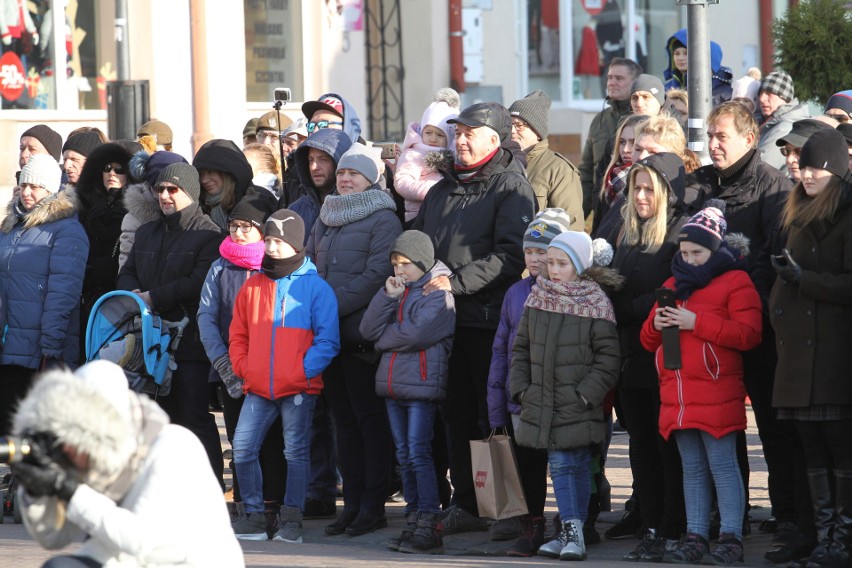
703, 343, 720, 382
269, 289, 286, 399
676, 368, 685, 428
387, 352, 397, 399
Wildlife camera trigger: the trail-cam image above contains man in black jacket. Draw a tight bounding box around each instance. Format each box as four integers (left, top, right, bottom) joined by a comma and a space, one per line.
116, 162, 224, 488
413, 102, 536, 533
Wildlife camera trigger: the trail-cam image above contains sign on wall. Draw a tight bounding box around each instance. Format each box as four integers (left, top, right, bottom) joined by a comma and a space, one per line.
244, 0, 299, 102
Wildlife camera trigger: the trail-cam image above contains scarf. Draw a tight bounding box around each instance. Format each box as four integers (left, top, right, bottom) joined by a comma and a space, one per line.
525, 275, 617, 324
604, 162, 631, 205
219, 236, 265, 270
319, 188, 396, 227
262, 252, 306, 280
670, 241, 748, 299
454, 147, 499, 183
14, 198, 28, 220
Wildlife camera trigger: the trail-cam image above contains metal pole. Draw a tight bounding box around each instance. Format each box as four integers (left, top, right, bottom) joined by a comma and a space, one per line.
677, 0, 717, 163
115, 0, 130, 81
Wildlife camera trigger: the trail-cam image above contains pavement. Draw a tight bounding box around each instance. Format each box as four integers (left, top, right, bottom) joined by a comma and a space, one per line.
1, 407, 784, 567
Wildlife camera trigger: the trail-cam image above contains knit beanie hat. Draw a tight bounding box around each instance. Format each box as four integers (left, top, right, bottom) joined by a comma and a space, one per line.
20, 125, 63, 161
825, 90, 852, 116
630, 74, 666, 106
129, 151, 188, 188
509, 90, 552, 140
337, 142, 381, 184
798, 128, 850, 178
389, 230, 435, 273
523, 208, 572, 251
838, 123, 852, 147
62, 130, 103, 157
264, 209, 305, 253
156, 163, 201, 201
548, 231, 593, 276
229, 193, 273, 228
678, 205, 727, 251
136, 120, 173, 145
759, 71, 794, 103
19, 154, 63, 194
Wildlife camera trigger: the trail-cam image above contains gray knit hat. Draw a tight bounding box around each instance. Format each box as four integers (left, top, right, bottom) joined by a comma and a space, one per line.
548, 231, 593, 275
20, 154, 62, 194
156, 163, 201, 201
337, 142, 381, 184
389, 230, 435, 273
509, 90, 552, 140
264, 209, 305, 253
523, 208, 572, 251
630, 74, 666, 105
760, 71, 794, 103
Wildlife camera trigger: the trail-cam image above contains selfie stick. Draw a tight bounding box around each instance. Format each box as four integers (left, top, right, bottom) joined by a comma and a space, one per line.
273, 99, 289, 207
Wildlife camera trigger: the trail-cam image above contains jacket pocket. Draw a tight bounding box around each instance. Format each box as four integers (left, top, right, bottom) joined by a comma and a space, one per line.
702, 343, 720, 382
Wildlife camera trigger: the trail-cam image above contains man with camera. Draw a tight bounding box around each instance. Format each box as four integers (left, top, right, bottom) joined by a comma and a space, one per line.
6, 360, 243, 567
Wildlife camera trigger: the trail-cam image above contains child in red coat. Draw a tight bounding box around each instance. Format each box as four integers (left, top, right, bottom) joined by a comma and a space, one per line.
640, 204, 762, 565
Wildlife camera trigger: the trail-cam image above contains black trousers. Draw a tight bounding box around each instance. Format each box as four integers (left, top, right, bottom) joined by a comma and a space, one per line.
0, 364, 36, 434
442, 327, 497, 516
796, 419, 852, 472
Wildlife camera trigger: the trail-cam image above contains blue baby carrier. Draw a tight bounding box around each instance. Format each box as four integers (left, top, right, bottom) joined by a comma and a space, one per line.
85, 290, 189, 398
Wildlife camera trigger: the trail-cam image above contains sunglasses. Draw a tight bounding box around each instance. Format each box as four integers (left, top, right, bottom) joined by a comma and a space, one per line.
103, 164, 126, 174
306, 120, 343, 134
154, 184, 181, 195
780, 146, 801, 158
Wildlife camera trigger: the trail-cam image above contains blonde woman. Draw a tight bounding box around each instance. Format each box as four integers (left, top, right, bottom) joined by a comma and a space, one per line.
632, 114, 702, 173
243, 142, 282, 201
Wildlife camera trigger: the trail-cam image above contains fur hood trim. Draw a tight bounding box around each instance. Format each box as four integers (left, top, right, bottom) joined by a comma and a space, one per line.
724, 232, 750, 258
581, 265, 625, 293
123, 181, 162, 225
424, 149, 454, 172
1, 188, 78, 234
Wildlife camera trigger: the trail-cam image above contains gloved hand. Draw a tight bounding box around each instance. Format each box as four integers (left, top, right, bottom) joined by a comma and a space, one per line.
10, 457, 79, 502
39, 355, 64, 372
213, 356, 244, 399
771, 248, 802, 283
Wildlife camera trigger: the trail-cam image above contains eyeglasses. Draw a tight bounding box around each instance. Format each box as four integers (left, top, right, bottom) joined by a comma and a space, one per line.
825, 112, 851, 124
780, 146, 801, 158
103, 164, 126, 174
228, 223, 255, 234
511, 120, 528, 132
154, 184, 181, 195
306, 120, 343, 134
257, 131, 280, 143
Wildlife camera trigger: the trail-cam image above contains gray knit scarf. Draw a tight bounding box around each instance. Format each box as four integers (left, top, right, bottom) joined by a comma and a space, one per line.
319, 188, 396, 227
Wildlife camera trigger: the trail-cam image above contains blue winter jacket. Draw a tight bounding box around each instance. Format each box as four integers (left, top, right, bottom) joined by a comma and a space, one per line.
663, 28, 733, 107
0, 190, 89, 368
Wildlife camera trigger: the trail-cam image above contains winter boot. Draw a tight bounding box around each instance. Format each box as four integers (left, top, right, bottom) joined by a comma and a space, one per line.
559, 519, 586, 561
387, 511, 418, 551
623, 527, 663, 562
822, 470, 852, 568
506, 515, 546, 557
796, 469, 836, 568
273, 505, 303, 543
399, 512, 444, 554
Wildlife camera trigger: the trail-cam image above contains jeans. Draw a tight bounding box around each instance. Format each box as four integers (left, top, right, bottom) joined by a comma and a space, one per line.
386, 398, 441, 514
549, 446, 592, 522
675, 429, 745, 540
308, 392, 339, 503
233, 392, 317, 513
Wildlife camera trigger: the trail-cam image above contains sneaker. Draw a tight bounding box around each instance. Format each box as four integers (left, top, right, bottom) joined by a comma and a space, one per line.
663, 532, 710, 564
439, 505, 488, 535
232, 512, 268, 540
623, 528, 659, 561
705, 533, 743, 566
490, 516, 521, 541
399, 512, 444, 554
605, 507, 643, 540
272, 505, 303, 544
303, 498, 336, 519
559, 519, 586, 561
388, 512, 418, 551
506, 516, 546, 557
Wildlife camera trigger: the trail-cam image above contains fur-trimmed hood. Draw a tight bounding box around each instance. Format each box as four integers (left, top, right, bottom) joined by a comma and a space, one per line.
724, 232, 750, 258
581, 265, 625, 295
122, 181, 163, 226
1, 188, 79, 234
76, 143, 133, 210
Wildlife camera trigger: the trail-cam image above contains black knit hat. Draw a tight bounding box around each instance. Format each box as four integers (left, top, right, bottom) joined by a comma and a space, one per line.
62, 130, 103, 157
630, 74, 665, 105
509, 90, 552, 140
264, 209, 305, 253
156, 163, 201, 201
389, 230, 435, 273
20, 125, 63, 161
229, 193, 274, 228
798, 128, 850, 178
838, 124, 852, 147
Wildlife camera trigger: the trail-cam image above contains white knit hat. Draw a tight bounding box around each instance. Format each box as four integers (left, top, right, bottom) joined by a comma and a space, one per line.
20, 154, 62, 194
548, 231, 593, 275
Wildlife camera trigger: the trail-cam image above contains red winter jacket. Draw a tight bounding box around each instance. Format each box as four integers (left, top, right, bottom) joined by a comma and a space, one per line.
640, 270, 762, 440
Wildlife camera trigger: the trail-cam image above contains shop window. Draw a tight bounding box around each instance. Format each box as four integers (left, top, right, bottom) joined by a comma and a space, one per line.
244, 0, 302, 103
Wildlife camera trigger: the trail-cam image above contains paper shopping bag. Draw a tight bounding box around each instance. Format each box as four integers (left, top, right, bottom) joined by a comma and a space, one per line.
469, 433, 529, 520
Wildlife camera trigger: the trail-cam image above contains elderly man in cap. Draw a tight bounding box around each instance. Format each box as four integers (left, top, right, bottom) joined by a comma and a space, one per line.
776, 117, 838, 183
413, 101, 536, 534
756, 71, 809, 172
117, 163, 224, 488
255, 109, 293, 155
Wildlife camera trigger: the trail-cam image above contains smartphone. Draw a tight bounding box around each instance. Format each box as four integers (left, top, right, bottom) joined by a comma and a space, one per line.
378, 143, 397, 160
655, 288, 682, 369
655, 287, 676, 310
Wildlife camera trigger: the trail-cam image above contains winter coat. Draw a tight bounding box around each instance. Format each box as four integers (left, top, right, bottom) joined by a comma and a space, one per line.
509, 270, 622, 451
118, 181, 162, 271
411, 148, 536, 329
525, 139, 584, 230
770, 186, 852, 408
192, 139, 254, 229
14, 364, 244, 568
116, 203, 221, 362
663, 28, 733, 108
578, 98, 632, 216
290, 129, 353, 239
229, 258, 340, 400
360, 260, 455, 402
393, 122, 452, 222
487, 275, 535, 428
640, 270, 762, 440
197, 253, 257, 366
757, 100, 811, 173
306, 189, 402, 349
692, 149, 791, 302
75, 143, 133, 309
0, 190, 89, 368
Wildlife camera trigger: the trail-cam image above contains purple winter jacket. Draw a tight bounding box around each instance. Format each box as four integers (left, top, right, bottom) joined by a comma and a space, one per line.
486, 275, 535, 428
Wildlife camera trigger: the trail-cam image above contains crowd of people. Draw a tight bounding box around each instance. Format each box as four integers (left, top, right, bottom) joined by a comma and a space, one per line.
3, 27, 852, 568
